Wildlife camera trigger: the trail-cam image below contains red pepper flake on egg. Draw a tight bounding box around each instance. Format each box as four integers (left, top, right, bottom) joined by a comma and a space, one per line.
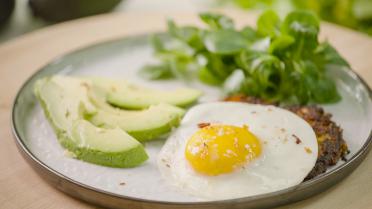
198, 122, 210, 128
292, 134, 302, 144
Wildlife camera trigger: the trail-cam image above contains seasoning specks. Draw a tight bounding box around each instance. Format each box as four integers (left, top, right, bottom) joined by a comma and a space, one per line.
292, 134, 302, 144
305, 147, 312, 154
198, 122, 210, 128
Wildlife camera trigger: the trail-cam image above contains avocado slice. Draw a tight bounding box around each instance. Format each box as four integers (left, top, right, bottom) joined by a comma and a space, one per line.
91, 77, 202, 109
68, 120, 148, 168
34, 76, 148, 168
86, 84, 185, 141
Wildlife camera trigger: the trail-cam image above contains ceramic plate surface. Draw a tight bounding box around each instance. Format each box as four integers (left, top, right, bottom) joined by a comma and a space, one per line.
12, 34, 372, 209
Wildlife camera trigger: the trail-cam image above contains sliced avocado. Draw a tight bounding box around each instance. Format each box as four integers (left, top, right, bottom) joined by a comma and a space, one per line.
90, 77, 202, 109
34, 77, 94, 133
34, 76, 148, 167
67, 120, 148, 168
86, 84, 185, 141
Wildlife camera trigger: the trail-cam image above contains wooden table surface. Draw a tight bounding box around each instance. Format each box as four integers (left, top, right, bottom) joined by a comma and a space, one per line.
0, 10, 371, 209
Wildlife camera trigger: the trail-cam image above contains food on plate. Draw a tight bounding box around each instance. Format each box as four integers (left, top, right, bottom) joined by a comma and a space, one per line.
91, 77, 202, 109
34, 75, 201, 167
31, 10, 354, 200
69, 120, 148, 168
286, 106, 349, 180
224, 95, 349, 180
158, 102, 318, 199
34, 76, 148, 167
141, 11, 350, 105
86, 83, 185, 141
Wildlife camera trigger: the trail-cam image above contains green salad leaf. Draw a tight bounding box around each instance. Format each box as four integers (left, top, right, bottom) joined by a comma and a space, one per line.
229, 0, 372, 36
140, 10, 350, 105
199, 13, 235, 30
204, 29, 248, 54
257, 10, 281, 37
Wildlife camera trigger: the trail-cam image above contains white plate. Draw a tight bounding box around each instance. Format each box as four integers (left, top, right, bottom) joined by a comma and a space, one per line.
12, 34, 372, 208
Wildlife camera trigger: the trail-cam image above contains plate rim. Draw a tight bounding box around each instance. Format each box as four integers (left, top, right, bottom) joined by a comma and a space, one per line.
11, 34, 372, 208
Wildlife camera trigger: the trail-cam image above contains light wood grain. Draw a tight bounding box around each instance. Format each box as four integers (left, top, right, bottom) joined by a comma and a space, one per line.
0, 10, 371, 209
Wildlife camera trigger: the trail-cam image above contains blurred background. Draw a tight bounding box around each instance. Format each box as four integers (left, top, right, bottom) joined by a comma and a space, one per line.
0, 0, 371, 43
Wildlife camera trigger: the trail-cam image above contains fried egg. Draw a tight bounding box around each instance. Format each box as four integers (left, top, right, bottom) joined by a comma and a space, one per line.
157, 102, 318, 200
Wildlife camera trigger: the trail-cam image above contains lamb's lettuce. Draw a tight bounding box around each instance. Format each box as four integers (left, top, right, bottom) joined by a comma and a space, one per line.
140, 10, 350, 105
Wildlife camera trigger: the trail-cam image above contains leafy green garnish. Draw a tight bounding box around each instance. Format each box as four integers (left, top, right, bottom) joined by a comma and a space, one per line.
140, 10, 350, 105
138, 64, 174, 80
257, 10, 281, 37
199, 13, 235, 30
204, 30, 248, 54
228, 0, 372, 36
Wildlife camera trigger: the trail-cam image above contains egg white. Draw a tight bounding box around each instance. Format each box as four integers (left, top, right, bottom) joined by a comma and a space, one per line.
157, 102, 318, 200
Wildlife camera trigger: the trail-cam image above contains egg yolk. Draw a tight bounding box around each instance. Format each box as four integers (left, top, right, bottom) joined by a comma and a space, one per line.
185, 125, 261, 176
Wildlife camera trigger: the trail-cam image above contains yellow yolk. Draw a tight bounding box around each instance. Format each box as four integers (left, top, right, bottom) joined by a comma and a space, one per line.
185, 125, 261, 176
